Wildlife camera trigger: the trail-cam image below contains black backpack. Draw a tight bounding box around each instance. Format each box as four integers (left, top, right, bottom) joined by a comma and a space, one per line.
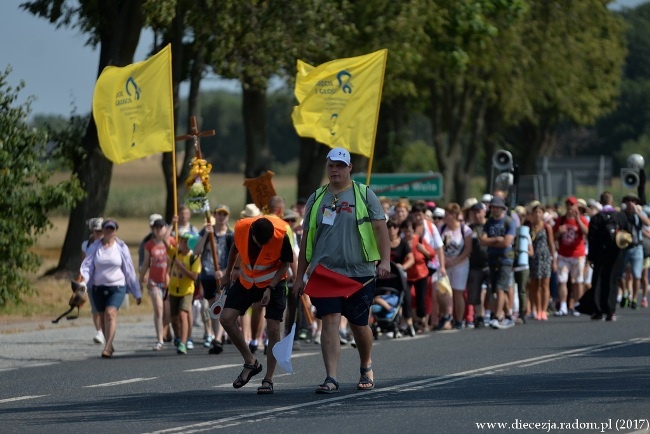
587, 211, 620, 262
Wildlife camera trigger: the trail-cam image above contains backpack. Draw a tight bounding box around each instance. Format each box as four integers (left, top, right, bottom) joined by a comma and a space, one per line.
587, 211, 620, 262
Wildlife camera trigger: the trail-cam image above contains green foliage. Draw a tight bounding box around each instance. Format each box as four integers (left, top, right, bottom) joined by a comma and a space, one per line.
398, 140, 439, 173
0, 67, 84, 306
595, 4, 650, 158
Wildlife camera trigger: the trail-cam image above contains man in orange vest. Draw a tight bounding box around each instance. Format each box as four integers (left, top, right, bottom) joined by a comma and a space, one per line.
219, 216, 293, 394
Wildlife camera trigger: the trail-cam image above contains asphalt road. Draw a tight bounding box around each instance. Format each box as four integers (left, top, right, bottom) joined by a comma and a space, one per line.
1, 309, 649, 434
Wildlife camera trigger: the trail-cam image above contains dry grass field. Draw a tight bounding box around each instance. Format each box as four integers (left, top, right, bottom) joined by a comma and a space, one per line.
2, 156, 299, 324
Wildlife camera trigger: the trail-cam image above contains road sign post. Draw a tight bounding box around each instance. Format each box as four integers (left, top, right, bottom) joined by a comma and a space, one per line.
352, 172, 443, 200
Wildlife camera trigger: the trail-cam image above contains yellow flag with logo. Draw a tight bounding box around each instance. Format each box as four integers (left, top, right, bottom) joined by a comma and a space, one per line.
291, 49, 387, 158
93, 44, 174, 164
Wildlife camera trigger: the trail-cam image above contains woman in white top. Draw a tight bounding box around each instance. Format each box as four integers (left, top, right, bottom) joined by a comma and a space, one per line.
438, 203, 473, 330
80, 219, 141, 358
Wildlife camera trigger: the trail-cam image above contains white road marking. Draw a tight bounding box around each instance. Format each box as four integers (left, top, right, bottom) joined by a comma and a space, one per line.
141, 336, 648, 434
84, 377, 158, 388
0, 395, 48, 404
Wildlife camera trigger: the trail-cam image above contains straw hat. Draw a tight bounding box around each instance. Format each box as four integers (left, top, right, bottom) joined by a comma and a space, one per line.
240, 203, 261, 218
616, 230, 633, 249
437, 276, 452, 295
462, 198, 478, 211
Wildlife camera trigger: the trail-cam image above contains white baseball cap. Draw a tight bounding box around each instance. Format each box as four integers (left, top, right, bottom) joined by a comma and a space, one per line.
326, 147, 351, 166
149, 213, 163, 226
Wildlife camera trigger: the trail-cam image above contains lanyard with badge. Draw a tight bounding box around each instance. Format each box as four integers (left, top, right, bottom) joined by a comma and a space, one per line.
323, 183, 352, 225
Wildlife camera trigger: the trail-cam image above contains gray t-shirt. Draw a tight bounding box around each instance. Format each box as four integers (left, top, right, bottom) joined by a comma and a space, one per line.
303, 183, 384, 277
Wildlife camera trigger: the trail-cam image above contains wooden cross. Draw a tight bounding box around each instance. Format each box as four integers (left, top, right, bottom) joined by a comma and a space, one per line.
175, 116, 216, 158
175, 116, 221, 282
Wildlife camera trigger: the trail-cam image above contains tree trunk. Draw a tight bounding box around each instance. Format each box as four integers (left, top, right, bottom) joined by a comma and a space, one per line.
297, 138, 328, 201
242, 78, 270, 203
53, 0, 144, 276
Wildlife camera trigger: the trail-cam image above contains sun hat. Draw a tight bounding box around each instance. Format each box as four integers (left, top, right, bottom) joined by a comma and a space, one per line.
241, 203, 261, 218
437, 276, 452, 295
481, 194, 493, 203
616, 230, 633, 249
283, 209, 300, 221
587, 198, 602, 211
462, 198, 478, 211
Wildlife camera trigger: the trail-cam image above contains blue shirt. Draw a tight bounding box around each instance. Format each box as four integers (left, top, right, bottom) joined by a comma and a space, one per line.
484, 215, 516, 265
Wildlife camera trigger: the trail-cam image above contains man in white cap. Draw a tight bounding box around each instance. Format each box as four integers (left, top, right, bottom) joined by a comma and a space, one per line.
293, 147, 390, 393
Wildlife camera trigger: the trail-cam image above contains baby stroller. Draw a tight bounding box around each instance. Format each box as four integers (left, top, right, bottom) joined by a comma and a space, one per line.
371, 262, 408, 339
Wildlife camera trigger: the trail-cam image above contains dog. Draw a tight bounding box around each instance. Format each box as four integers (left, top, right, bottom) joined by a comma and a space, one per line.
52, 280, 88, 324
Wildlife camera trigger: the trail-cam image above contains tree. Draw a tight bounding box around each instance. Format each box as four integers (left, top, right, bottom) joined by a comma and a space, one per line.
595, 2, 650, 160
0, 68, 84, 305
21, 0, 164, 274
202, 0, 347, 201
417, 0, 528, 202
509, 0, 626, 174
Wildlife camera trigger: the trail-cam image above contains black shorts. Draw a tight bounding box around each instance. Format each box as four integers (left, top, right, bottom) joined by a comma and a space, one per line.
467, 268, 488, 305
223, 279, 286, 321
310, 276, 376, 326
201, 277, 219, 300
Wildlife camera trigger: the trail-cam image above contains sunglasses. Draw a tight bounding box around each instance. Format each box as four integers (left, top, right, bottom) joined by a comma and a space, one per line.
432, 216, 443, 220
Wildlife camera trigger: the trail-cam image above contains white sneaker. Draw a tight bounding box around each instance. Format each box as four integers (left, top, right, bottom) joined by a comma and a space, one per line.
186, 340, 194, 350
313, 332, 321, 345
488, 318, 500, 329
496, 318, 515, 329
93, 331, 105, 345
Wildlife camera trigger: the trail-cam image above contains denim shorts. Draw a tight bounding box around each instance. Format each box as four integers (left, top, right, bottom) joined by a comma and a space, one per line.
623, 245, 644, 279
310, 276, 376, 326
92, 285, 126, 312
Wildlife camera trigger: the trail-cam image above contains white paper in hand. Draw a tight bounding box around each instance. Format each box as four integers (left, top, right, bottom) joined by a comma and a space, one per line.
272, 324, 296, 374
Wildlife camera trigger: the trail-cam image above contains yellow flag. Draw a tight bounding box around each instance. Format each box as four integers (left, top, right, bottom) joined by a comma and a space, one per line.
92, 44, 174, 164
291, 49, 388, 158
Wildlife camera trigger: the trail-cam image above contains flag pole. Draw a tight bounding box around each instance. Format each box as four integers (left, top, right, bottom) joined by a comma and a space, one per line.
167, 49, 179, 241
365, 49, 388, 185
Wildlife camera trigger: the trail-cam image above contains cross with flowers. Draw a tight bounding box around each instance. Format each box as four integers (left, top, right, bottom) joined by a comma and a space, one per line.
175, 116, 220, 277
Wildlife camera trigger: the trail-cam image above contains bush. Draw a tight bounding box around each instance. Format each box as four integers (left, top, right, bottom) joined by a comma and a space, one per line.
0, 67, 84, 306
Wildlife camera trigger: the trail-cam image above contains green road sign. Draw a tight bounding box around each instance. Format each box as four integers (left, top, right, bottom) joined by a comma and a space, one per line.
352, 172, 443, 200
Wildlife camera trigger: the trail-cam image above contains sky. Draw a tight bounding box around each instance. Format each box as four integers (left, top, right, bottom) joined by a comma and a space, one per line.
1, 0, 648, 117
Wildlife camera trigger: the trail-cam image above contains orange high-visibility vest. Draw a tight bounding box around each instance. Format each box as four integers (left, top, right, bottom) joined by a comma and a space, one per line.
235, 216, 287, 289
